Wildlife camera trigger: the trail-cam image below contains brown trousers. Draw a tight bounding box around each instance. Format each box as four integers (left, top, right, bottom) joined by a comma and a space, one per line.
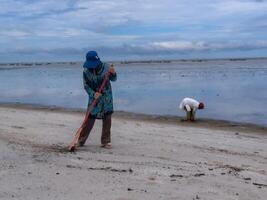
78, 114, 112, 145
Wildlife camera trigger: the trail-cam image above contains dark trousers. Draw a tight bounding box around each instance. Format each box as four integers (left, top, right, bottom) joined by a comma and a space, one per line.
186, 110, 196, 121
78, 114, 112, 145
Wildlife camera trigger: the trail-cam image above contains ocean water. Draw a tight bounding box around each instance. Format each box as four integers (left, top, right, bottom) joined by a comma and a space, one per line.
0, 59, 267, 126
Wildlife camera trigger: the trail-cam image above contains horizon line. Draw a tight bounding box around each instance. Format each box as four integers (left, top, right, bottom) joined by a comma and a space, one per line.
0, 56, 267, 65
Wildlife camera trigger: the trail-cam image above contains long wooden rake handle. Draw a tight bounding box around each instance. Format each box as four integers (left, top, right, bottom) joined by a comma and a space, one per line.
68, 71, 111, 152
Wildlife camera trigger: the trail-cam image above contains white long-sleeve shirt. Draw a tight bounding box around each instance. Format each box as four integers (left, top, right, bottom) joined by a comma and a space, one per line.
179, 97, 200, 112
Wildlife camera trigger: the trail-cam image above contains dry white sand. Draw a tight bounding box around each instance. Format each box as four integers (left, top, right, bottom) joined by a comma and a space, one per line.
0, 105, 266, 200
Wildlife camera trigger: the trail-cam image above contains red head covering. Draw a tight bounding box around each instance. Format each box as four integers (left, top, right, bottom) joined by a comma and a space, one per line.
199, 102, 204, 109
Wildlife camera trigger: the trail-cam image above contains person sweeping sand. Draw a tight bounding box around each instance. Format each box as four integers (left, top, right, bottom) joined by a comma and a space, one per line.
179, 97, 204, 121
69, 51, 117, 151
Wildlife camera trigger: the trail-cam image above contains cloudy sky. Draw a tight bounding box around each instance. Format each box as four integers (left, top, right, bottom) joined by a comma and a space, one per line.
0, 0, 267, 62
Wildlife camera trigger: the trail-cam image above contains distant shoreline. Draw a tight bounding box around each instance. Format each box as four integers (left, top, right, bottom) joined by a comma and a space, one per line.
1, 56, 267, 67
1, 102, 266, 133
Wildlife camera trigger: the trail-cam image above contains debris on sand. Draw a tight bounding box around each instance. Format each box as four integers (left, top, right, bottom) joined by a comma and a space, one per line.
66, 165, 134, 173
148, 176, 156, 181
253, 182, 267, 188
218, 165, 244, 173
169, 173, 206, 178
170, 174, 183, 178
66, 164, 82, 169
193, 194, 200, 200
88, 167, 133, 173
194, 173, 205, 177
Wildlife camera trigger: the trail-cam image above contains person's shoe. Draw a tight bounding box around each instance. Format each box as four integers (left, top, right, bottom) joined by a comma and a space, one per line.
77, 141, 85, 147
101, 143, 112, 149
68, 145, 76, 152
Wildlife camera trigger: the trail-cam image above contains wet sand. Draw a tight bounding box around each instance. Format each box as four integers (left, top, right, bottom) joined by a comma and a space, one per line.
0, 104, 266, 200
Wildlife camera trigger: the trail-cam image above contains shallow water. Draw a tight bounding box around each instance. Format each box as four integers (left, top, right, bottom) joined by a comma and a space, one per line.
0, 59, 267, 126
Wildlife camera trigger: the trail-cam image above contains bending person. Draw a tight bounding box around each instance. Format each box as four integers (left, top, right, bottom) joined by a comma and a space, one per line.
179, 97, 204, 121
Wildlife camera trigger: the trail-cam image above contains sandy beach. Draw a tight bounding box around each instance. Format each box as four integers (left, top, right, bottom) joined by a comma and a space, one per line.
0, 104, 266, 200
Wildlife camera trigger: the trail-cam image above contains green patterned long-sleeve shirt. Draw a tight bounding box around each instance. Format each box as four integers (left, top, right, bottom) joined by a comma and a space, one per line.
83, 63, 117, 119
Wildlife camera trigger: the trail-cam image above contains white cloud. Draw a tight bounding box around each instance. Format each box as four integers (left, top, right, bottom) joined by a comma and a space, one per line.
145, 39, 267, 52
151, 41, 207, 50
213, 0, 267, 14
0, 29, 31, 38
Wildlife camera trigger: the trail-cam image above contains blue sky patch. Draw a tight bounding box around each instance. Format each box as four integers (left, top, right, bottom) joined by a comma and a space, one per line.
0, 0, 267, 62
